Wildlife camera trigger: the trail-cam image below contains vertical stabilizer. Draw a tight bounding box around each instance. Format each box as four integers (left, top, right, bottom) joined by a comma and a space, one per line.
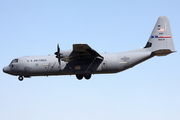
144, 16, 175, 56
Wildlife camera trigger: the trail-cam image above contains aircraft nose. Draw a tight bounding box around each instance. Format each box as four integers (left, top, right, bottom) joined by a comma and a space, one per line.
3, 66, 11, 74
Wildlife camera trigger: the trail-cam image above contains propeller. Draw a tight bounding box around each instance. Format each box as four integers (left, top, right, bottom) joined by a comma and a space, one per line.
54, 44, 62, 67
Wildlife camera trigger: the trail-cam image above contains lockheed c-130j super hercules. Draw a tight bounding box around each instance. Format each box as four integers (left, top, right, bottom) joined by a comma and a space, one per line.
3, 16, 176, 81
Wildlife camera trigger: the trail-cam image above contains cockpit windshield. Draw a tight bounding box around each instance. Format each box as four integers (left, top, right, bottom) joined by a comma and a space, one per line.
10, 59, 18, 65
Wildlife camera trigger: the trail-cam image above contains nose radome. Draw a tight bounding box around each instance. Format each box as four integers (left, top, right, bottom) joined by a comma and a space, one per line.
3, 66, 11, 73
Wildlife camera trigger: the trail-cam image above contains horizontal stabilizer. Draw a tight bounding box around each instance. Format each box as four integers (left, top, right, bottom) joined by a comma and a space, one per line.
152, 49, 175, 56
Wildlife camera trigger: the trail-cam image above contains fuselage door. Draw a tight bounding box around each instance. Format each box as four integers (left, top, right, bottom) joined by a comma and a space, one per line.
48, 62, 56, 71
102, 61, 107, 71
24, 67, 30, 73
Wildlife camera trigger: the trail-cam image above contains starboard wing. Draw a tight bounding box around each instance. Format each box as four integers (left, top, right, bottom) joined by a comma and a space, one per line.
71, 44, 104, 60
62, 44, 103, 74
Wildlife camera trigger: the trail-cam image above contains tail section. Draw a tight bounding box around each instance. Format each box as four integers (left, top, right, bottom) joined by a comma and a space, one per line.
144, 16, 176, 56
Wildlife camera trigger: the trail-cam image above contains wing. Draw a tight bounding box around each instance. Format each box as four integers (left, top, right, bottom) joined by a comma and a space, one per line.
62, 44, 104, 74
72, 44, 103, 59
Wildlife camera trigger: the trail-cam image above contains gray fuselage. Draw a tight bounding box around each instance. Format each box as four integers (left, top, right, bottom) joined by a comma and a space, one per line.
3, 48, 152, 77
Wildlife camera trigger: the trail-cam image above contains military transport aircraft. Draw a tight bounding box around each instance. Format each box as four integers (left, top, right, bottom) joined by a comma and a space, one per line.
3, 16, 176, 81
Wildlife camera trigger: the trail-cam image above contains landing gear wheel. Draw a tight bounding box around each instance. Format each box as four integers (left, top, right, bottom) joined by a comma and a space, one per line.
18, 76, 24, 81
84, 74, 91, 80
76, 74, 83, 80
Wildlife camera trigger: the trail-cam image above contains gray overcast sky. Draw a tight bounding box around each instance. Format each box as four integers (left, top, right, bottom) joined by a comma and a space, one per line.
0, 0, 180, 120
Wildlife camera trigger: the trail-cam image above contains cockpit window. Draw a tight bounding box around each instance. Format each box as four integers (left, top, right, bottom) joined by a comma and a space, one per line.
10, 59, 18, 64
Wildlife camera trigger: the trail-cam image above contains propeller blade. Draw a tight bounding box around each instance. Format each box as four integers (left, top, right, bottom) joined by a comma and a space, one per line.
58, 57, 61, 66
54, 44, 61, 67
57, 44, 60, 52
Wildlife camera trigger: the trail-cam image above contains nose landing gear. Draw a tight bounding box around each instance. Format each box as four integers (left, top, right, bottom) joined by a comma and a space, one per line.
18, 76, 24, 81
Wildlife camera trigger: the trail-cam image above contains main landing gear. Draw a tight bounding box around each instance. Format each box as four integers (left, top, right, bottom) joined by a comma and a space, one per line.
18, 76, 24, 81
76, 74, 92, 80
